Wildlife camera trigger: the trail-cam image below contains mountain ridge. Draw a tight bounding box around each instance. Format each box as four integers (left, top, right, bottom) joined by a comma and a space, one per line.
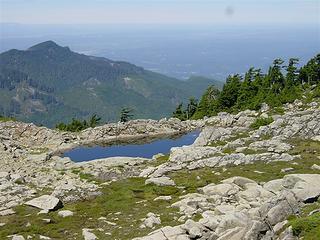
0, 41, 221, 127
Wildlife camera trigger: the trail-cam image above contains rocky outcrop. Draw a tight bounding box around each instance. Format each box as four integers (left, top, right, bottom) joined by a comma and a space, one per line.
135, 174, 320, 240
142, 101, 319, 179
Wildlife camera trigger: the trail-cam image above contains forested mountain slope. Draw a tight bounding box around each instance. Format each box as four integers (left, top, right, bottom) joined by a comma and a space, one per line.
0, 41, 221, 126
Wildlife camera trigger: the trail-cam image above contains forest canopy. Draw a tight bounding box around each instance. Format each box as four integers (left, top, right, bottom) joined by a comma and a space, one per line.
173, 54, 320, 120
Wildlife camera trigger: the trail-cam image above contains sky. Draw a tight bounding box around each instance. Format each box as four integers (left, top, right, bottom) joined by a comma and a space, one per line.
0, 0, 319, 25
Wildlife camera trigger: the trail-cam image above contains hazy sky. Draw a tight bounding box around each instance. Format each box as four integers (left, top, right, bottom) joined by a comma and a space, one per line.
1, 0, 319, 25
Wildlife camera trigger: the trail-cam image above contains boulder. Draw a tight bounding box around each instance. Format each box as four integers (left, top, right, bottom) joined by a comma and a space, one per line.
222, 176, 256, 189
263, 179, 284, 193
141, 212, 161, 228
58, 210, 74, 218
82, 229, 97, 240
145, 177, 175, 186
25, 195, 63, 211
202, 183, 238, 197
283, 174, 320, 202
139, 167, 157, 178
12, 235, 25, 240
182, 219, 203, 238
311, 164, 320, 171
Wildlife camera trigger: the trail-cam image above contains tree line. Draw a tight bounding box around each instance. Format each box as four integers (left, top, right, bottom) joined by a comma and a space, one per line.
173, 54, 320, 120
55, 108, 134, 132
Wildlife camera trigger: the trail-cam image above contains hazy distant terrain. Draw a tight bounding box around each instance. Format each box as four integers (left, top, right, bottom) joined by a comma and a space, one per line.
0, 40, 220, 126
1, 23, 319, 80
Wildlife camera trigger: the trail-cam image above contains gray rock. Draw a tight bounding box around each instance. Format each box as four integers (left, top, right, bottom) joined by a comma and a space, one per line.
281, 168, 294, 173
222, 176, 256, 189
311, 164, 320, 171
263, 179, 284, 193
139, 167, 157, 178
39, 236, 51, 239
58, 210, 74, 218
141, 212, 161, 228
82, 229, 97, 240
183, 219, 203, 238
0, 209, 15, 216
25, 195, 63, 211
283, 174, 320, 202
154, 196, 172, 201
261, 103, 270, 112
12, 235, 25, 240
10, 173, 24, 183
202, 183, 238, 197
145, 177, 175, 186
0, 171, 9, 180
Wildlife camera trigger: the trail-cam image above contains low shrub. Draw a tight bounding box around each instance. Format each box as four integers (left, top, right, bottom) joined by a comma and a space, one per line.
250, 117, 274, 129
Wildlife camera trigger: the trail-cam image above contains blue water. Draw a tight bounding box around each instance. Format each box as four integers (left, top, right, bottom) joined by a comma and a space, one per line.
63, 130, 200, 162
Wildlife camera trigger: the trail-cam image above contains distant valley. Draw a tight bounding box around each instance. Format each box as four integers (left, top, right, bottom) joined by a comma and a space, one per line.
0, 41, 222, 127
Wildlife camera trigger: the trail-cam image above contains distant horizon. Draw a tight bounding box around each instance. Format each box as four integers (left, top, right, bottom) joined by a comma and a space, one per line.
1, 0, 319, 81
1, 0, 319, 25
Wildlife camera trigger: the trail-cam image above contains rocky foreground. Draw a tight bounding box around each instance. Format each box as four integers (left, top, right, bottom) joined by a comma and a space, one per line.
0, 100, 320, 240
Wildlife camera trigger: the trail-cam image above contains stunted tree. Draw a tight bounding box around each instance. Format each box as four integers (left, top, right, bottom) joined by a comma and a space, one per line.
286, 58, 299, 86
89, 114, 101, 128
172, 103, 186, 120
192, 86, 220, 119
186, 97, 198, 120
268, 58, 285, 94
120, 107, 133, 123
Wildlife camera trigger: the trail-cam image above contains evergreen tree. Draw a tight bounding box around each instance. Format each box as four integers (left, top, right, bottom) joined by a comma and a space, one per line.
237, 68, 258, 110
299, 54, 320, 85
192, 54, 320, 118
186, 97, 198, 120
192, 86, 220, 119
172, 103, 186, 120
120, 108, 133, 123
216, 74, 241, 111
89, 114, 101, 128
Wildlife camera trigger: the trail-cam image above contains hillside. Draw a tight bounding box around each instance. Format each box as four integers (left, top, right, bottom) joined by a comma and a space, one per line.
0, 41, 221, 127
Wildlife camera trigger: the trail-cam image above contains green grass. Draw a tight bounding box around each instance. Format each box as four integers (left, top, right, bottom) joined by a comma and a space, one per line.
207, 140, 227, 147
28, 147, 49, 155
270, 106, 285, 115
0, 115, 16, 122
0, 178, 182, 240
149, 154, 170, 167
222, 148, 235, 154
207, 132, 250, 147
290, 213, 320, 239
241, 148, 266, 155
79, 173, 97, 182
250, 117, 274, 129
